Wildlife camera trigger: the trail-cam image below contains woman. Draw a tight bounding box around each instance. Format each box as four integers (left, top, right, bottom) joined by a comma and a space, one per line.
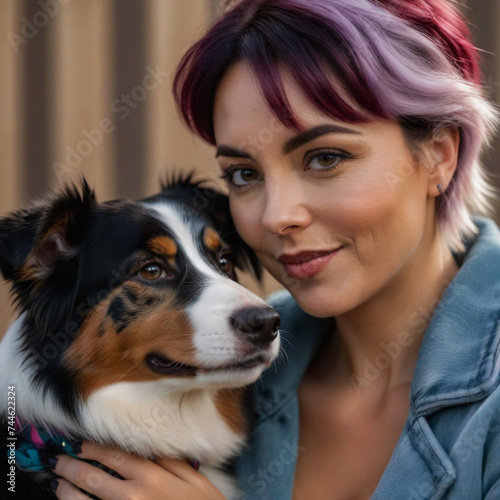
51, 0, 500, 498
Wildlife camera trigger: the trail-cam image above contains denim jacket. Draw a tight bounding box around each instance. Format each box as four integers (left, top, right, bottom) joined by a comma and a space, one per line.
233, 218, 500, 499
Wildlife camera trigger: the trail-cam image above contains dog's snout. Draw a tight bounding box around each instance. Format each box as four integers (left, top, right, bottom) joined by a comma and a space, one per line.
230, 307, 280, 347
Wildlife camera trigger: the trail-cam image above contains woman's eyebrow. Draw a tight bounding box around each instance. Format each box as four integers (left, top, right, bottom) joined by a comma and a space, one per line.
215, 145, 253, 159
283, 124, 362, 154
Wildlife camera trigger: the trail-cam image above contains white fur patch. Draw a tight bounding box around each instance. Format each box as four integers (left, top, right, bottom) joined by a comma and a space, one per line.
81, 380, 245, 463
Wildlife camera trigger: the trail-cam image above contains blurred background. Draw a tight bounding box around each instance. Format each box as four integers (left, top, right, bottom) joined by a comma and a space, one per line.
0, 0, 499, 333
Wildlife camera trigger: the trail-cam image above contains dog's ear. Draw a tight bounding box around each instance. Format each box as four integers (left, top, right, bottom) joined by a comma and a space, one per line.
0, 179, 95, 281
159, 173, 262, 280
0, 179, 96, 330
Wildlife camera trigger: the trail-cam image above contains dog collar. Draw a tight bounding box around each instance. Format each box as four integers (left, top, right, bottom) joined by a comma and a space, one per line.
12, 417, 80, 472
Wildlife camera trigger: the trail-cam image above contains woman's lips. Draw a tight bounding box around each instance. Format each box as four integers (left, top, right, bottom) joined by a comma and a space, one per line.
278, 248, 342, 279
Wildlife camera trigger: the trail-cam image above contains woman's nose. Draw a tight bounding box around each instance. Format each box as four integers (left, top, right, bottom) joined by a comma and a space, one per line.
261, 182, 312, 235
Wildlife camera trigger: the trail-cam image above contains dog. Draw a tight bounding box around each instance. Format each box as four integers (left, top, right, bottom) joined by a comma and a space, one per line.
0, 175, 281, 499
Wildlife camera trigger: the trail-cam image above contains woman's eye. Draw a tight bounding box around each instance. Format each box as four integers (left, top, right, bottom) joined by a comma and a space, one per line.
306, 149, 350, 171
139, 263, 167, 281
221, 167, 261, 187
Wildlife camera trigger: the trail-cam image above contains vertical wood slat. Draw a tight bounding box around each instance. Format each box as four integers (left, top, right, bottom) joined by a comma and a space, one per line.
22, 0, 53, 200
51, 0, 115, 200
0, 0, 22, 335
112, 0, 148, 200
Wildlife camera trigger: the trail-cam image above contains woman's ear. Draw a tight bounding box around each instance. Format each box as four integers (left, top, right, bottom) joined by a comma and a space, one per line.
424, 127, 460, 197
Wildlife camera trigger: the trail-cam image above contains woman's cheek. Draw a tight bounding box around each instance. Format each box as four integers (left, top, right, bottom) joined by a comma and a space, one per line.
230, 197, 264, 249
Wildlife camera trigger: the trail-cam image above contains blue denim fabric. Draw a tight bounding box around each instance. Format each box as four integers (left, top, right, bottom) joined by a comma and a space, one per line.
233, 218, 500, 499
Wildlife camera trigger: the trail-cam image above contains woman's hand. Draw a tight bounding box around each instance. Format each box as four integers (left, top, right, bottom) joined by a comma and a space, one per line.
50, 441, 227, 500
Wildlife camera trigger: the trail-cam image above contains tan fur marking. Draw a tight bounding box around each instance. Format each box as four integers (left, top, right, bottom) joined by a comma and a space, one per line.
203, 228, 221, 252
149, 236, 177, 257
63, 288, 197, 399
214, 388, 247, 436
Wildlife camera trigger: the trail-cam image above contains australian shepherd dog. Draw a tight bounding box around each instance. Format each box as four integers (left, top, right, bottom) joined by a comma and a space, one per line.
0, 176, 280, 499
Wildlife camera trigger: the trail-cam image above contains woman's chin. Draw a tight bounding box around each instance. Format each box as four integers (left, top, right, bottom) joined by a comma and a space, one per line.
288, 287, 354, 319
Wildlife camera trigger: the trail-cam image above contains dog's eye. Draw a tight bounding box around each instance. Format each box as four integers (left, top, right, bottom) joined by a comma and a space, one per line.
218, 252, 235, 275
139, 263, 167, 281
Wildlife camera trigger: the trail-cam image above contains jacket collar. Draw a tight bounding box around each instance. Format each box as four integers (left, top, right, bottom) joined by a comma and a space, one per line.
256, 218, 500, 422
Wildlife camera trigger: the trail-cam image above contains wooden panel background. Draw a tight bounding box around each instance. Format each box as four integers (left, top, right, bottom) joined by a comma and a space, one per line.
0, 0, 499, 336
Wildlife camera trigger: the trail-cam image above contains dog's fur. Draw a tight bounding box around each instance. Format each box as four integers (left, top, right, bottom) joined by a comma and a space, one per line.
0, 176, 280, 499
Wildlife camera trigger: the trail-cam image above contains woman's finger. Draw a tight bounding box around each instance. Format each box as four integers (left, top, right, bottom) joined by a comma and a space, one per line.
53, 477, 93, 500
71, 441, 152, 480
77, 441, 202, 484
155, 456, 199, 482
52, 453, 126, 499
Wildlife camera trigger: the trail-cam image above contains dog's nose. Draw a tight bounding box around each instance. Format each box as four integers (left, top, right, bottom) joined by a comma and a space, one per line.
230, 307, 280, 347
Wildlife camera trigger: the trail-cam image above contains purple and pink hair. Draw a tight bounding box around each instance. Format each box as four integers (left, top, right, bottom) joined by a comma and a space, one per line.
174, 0, 498, 251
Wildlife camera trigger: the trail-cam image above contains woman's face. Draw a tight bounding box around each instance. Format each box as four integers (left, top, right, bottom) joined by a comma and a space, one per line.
213, 62, 436, 318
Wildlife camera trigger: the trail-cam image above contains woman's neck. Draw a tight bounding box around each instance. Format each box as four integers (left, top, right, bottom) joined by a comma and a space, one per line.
334, 225, 459, 393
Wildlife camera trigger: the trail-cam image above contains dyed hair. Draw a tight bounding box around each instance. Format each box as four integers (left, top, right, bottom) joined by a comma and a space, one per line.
174, 0, 498, 251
